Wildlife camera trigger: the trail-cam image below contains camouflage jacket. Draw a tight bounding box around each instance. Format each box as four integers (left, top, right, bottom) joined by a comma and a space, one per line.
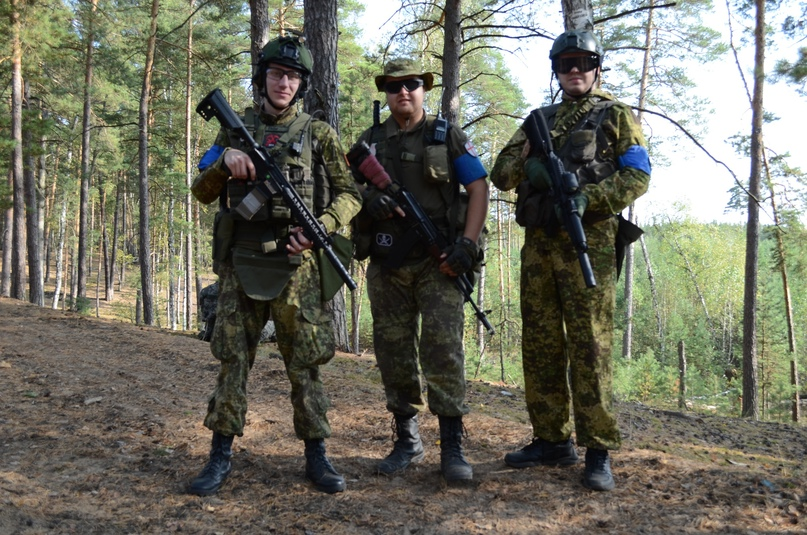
490, 88, 650, 219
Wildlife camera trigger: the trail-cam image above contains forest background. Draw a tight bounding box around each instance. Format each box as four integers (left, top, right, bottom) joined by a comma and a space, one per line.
1, 0, 806, 426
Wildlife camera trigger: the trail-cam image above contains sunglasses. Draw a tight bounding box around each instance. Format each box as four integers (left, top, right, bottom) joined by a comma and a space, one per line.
384, 78, 424, 94
552, 55, 600, 74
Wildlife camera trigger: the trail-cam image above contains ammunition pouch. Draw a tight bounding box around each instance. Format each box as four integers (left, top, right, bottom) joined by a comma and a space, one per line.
212, 210, 235, 274
424, 144, 451, 185
514, 180, 556, 229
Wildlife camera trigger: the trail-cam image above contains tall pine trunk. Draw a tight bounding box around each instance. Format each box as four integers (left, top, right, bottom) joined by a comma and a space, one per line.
741, 0, 765, 419
304, 0, 351, 351
138, 0, 159, 325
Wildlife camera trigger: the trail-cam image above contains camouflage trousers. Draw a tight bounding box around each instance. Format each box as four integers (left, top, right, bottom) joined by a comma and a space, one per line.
520, 217, 621, 450
204, 256, 335, 439
367, 256, 469, 417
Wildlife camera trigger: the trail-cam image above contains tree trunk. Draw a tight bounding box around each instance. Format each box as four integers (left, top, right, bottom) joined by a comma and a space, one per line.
250, 0, 270, 105
762, 161, 798, 421
561, 0, 593, 31
304, 0, 339, 129
138, 0, 159, 325
639, 235, 664, 358
304, 0, 351, 350
441, 0, 462, 124
24, 83, 44, 306
741, 0, 765, 419
3, 168, 14, 297
52, 198, 67, 310
10, 0, 26, 301
185, 0, 195, 331
77, 0, 99, 309
678, 340, 686, 410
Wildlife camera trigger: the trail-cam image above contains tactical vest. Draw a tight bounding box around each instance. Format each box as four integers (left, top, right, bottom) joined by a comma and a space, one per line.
515, 98, 618, 229
213, 108, 332, 301
221, 109, 327, 254
366, 116, 466, 264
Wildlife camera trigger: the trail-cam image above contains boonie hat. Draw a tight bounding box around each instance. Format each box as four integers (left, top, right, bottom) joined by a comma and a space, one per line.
374, 58, 434, 92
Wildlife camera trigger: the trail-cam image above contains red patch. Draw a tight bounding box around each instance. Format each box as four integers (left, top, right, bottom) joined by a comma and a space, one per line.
263, 133, 281, 148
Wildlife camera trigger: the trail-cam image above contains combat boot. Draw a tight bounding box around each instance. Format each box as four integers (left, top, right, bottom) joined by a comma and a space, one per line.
583, 448, 615, 491
189, 432, 234, 496
438, 415, 473, 484
504, 437, 579, 468
304, 439, 346, 494
377, 414, 425, 475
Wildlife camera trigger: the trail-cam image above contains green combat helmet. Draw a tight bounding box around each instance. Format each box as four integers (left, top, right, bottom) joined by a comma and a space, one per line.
549, 29, 604, 86
549, 29, 604, 60
374, 58, 434, 92
253, 33, 314, 104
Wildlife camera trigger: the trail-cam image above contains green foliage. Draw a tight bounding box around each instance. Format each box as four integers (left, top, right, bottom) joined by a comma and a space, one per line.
614, 349, 677, 403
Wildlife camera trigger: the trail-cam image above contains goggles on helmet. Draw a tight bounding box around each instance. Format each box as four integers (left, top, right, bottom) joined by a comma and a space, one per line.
552, 54, 600, 75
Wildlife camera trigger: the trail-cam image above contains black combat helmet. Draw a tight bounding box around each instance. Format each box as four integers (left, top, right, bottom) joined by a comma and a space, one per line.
253, 34, 314, 103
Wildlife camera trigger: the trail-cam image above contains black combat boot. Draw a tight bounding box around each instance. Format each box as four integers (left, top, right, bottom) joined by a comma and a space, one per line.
377, 414, 426, 475
304, 439, 346, 494
438, 415, 473, 484
504, 437, 579, 468
583, 448, 615, 491
189, 432, 234, 496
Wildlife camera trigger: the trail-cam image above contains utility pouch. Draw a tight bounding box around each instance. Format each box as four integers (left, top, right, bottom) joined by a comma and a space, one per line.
567, 129, 597, 164
454, 190, 470, 231
514, 180, 555, 228
228, 180, 271, 221
212, 210, 235, 274
424, 144, 451, 185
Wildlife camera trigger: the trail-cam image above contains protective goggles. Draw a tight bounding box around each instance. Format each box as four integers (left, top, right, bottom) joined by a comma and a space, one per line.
552, 54, 600, 74
384, 78, 424, 94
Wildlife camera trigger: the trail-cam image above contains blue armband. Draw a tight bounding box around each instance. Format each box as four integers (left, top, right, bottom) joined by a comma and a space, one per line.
198, 144, 225, 171
453, 142, 487, 186
618, 145, 651, 176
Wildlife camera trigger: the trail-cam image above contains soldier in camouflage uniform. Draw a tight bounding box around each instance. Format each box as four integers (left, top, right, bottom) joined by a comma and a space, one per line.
490, 30, 651, 491
350, 59, 489, 484
188, 35, 361, 496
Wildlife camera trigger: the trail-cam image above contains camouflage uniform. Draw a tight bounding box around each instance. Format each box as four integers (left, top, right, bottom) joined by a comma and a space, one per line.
490, 88, 650, 450
356, 113, 488, 418
192, 105, 361, 440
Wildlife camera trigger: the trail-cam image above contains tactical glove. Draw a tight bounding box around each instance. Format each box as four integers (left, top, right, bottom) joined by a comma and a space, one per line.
524, 157, 552, 192
442, 236, 479, 275
555, 192, 588, 223
366, 191, 400, 221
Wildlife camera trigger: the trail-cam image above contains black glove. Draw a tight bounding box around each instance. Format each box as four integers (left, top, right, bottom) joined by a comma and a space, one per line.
366, 192, 400, 221
442, 236, 479, 275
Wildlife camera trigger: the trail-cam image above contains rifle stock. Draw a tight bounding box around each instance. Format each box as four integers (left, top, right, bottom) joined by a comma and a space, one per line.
523, 110, 596, 288
196, 88, 357, 292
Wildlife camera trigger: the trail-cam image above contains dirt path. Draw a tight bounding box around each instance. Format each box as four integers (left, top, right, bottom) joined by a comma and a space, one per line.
1, 297, 805, 534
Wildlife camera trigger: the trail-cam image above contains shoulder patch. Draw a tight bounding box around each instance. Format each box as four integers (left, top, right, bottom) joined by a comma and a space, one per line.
464, 141, 479, 158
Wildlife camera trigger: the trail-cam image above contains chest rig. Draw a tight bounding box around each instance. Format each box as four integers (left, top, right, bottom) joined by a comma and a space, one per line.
367, 115, 464, 264
515, 98, 617, 229
222, 109, 322, 254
